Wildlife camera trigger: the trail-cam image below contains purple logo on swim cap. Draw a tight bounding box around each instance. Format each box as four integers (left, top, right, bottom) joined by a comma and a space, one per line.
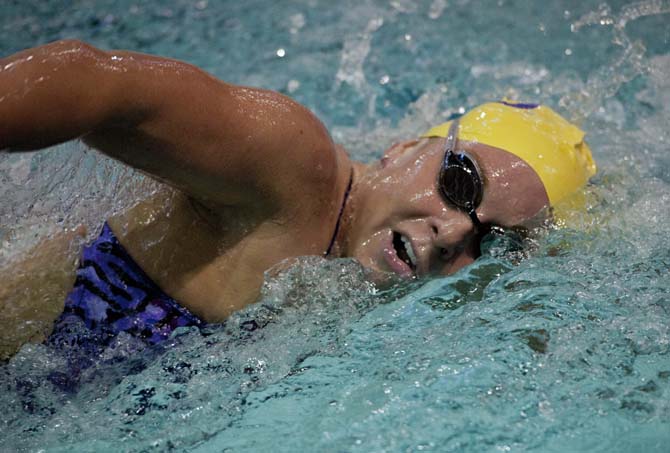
498, 100, 539, 109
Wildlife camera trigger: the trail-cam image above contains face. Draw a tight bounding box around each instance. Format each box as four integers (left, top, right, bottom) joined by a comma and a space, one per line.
342, 135, 549, 283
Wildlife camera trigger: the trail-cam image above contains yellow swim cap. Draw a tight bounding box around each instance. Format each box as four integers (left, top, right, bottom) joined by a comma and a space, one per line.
422, 101, 596, 206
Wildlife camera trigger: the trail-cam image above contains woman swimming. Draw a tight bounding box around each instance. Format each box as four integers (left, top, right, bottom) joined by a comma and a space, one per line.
0, 40, 595, 355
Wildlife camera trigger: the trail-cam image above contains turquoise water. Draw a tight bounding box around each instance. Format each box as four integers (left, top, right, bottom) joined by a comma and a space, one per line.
2, 0, 670, 451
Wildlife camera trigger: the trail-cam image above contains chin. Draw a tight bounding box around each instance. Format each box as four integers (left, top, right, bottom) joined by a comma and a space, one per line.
355, 260, 409, 289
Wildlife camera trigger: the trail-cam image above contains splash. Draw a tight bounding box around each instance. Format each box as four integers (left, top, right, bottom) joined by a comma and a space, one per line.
0, 256, 380, 451
1, 1, 670, 451
0, 145, 160, 266
560, 1, 670, 121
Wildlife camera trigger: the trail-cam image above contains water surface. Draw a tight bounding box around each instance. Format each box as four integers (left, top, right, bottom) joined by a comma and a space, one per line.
1, 1, 669, 451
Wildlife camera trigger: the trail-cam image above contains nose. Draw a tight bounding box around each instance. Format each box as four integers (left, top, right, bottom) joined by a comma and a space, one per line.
430, 209, 476, 245
427, 213, 478, 274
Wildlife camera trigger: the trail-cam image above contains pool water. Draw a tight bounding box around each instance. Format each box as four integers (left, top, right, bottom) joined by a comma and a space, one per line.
2, 0, 670, 451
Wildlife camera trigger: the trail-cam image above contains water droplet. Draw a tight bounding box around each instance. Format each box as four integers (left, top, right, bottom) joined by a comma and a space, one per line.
287, 79, 300, 92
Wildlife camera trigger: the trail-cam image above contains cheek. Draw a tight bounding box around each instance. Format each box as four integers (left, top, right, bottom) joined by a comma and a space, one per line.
389, 162, 441, 207
350, 230, 388, 270
388, 149, 434, 181
361, 169, 427, 217
410, 187, 441, 205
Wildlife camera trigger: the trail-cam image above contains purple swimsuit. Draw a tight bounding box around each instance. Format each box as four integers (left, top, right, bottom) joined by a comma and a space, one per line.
41, 223, 203, 391
48, 223, 203, 353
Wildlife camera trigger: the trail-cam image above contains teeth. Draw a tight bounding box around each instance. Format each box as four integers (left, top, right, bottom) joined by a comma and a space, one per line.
400, 235, 417, 268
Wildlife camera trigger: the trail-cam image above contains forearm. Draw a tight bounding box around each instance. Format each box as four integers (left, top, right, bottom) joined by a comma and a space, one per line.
0, 39, 121, 151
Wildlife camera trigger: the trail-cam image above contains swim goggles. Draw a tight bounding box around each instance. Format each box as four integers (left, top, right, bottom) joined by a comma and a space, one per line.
438, 119, 526, 248
438, 119, 485, 229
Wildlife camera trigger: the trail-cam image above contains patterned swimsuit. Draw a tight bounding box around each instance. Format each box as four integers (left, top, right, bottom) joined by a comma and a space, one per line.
48, 223, 204, 360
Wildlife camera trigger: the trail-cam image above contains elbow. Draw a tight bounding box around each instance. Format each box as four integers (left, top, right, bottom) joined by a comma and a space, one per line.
1, 39, 98, 68
7, 39, 106, 69
50, 39, 95, 52
51, 38, 90, 48
45, 39, 102, 61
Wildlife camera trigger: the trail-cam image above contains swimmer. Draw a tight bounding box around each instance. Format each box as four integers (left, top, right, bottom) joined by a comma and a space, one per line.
0, 40, 596, 356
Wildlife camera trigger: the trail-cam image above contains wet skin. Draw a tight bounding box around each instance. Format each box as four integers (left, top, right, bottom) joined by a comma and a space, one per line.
1, 39, 551, 334
338, 137, 550, 283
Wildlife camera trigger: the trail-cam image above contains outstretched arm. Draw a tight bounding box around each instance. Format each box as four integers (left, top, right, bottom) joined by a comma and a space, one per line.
0, 40, 337, 207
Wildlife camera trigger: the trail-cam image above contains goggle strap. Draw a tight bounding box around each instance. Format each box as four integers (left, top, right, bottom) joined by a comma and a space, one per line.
467, 208, 482, 229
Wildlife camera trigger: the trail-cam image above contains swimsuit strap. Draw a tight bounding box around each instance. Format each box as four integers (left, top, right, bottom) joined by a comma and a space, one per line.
324, 168, 353, 257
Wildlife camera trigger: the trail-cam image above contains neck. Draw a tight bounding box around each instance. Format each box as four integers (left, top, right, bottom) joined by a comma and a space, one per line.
326, 160, 369, 258
324, 168, 353, 256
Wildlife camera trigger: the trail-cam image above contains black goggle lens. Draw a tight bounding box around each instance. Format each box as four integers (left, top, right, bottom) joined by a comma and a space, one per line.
439, 151, 483, 212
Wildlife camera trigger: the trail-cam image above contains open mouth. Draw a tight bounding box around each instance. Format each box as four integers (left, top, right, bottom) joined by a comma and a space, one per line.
392, 231, 417, 273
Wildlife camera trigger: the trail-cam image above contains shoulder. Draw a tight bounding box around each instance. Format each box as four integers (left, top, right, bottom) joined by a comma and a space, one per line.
226, 87, 342, 215
227, 86, 336, 169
